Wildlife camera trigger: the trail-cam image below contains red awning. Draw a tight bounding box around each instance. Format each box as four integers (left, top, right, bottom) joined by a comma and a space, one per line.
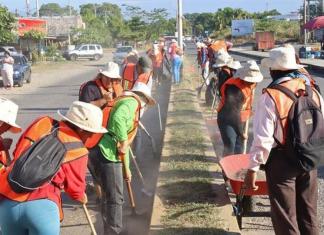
304, 16, 324, 30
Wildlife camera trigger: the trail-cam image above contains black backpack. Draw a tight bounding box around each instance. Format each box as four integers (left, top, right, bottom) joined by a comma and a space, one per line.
271, 84, 324, 171
8, 121, 83, 193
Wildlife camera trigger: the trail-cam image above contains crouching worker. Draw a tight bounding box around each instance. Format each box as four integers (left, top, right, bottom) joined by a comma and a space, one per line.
0, 97, 22, 168
0, 101, 107, 235
96, 82, 156, 235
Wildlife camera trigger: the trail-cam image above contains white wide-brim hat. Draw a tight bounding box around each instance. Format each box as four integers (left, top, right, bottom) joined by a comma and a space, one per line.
58, 101, 107, 133
261, 46, 304, 71
101, 62, 121, 79
213, 51, 233, 68
227, 60, 242, 70
171, 39, 177, 43
131, 82, 156, 106
235, 60, 263, 83
0, 97, 21, 133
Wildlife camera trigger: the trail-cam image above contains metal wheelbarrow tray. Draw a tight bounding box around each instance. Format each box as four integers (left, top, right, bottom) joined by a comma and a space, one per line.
219, 154, 268, 228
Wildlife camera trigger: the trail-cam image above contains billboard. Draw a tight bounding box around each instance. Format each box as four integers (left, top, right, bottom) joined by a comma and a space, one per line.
231, 19, 254, 37
18, 18, 47, 36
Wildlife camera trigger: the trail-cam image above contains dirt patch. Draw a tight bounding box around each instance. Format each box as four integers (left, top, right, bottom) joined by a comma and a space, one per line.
150, 56, 240, 235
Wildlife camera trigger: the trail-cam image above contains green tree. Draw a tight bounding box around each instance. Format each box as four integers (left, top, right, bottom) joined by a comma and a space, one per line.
39, 3, 63, 16
0, 6, 17, 44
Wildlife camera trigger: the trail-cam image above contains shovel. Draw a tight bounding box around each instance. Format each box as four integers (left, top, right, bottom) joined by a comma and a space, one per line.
120, 153, 146, 217
139, 121, 157, 156
129, 148, 154, 197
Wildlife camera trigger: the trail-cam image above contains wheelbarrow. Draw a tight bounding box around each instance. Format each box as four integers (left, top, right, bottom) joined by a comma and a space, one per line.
219, 154, 268, 229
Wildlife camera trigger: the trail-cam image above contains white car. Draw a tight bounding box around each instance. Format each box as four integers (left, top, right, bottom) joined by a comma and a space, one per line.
63, 44, 103, 61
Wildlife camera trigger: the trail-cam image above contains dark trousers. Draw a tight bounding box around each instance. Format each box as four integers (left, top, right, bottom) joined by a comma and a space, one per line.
217, 119, 243, 156
89, 147, 124, 235
265, 149, 319, 235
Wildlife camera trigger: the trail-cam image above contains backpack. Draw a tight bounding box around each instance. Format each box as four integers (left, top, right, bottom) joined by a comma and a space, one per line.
8, 120, 82, 193
271, 84, 324, 171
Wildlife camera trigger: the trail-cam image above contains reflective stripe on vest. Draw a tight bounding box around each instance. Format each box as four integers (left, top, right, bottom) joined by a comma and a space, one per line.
122, 63, 136, 90
264, 78, 321, 145
0, 116, 88, 202
217, 78, 255, 122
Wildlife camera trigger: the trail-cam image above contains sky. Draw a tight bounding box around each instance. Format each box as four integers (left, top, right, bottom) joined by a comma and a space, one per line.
1, 0, 303, 17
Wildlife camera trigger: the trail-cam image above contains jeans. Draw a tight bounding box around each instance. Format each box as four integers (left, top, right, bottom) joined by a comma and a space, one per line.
100, 160, 124, 235
217, 119, 243, 156
172, 57, 182, 84
0, 199, 60, 235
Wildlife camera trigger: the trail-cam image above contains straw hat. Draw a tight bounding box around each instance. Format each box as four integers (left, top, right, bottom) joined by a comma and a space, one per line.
261, 46, 304, 71
235, 60, 263, 83
58, 101, 107, 133
0, 97, 21, 133
101, 62, 121, 79
131, 82, 156, 106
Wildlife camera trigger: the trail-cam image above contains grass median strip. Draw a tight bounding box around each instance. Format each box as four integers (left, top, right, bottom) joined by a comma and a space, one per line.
156, 58, 231, 234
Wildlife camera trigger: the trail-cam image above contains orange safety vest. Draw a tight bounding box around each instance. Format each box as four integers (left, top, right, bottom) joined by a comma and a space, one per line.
83, 79, 124, 149
122, 63, 137, 90
210, 40, 227, 52
153, 51, 163, 68
136, 72, 152, 85
264, 78, 321, 145
217, 78, 256, 122
0, 137, 9, 167
0, 116, 88, 202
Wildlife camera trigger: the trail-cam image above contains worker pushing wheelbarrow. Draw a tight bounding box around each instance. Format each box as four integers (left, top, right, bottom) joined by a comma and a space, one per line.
219, 154, 268, 229
220, 46, 324, 235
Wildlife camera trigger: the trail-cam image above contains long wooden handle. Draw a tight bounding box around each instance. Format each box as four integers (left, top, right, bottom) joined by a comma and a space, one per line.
120, 153, 136, 208
82, 204, 97, 235
126, 180, 136, 208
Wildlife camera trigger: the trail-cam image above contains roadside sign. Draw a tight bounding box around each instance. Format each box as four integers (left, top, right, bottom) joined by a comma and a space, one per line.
231, 19, 254, 37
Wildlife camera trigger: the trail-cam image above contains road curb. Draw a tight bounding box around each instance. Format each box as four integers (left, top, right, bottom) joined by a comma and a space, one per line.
149, 77, 240, 234
230, 48, 324, 74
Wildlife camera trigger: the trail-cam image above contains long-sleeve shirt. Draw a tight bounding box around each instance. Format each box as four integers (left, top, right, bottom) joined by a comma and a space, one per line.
248, 90, 324, 171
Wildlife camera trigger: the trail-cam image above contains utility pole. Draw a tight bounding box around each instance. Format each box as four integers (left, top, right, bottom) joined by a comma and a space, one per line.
304, 0, 307, 45
177, 0, 183, 51
26, 0, 30, 17
36, 0, 39, 17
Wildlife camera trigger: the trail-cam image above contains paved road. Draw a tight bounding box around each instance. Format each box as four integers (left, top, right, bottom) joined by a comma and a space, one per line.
0, 51, 170, 235
230, 53, 324, 235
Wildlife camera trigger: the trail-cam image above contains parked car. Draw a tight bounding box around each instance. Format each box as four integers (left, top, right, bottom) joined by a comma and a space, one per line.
113, 46, 133, 65
63, 44, 103, 61
0, 54, 31, 87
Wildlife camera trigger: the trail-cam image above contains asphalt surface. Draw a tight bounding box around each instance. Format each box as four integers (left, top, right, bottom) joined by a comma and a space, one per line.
0, 51, 171, 235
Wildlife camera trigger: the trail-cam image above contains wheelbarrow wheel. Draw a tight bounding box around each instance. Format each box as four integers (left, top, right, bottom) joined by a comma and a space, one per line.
242, 196, 253, 214
237, 214, 242, 229
236, 195, 253, 215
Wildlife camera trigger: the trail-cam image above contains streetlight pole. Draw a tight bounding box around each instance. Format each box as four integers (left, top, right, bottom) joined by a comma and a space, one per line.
177, 0, 183, 51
